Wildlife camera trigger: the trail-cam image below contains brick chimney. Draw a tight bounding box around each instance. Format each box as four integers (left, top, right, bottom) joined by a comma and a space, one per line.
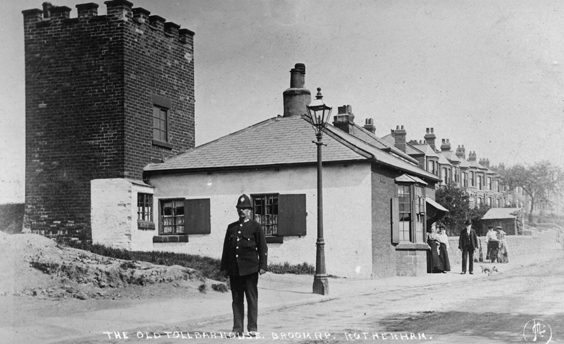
363, 118, 375, 133
456, 145, 466, 159
479, 158, 490, 168
440, 138, 451, 152
424, 127, 436, 151
468, 151, 477, 161
332, 105, 355, 133
391, 125, 407, 152
283, 63, 311, 117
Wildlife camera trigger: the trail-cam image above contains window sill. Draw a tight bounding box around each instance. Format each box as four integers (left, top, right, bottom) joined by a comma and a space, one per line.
137, 220, 155, 230
266, 236, 283, 244
395, 242, 430, 251
152, 140, 173, 150
153, 235, 189, 243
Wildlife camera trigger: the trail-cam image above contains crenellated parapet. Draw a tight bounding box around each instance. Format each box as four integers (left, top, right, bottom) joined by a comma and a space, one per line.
22, 1, 194, 45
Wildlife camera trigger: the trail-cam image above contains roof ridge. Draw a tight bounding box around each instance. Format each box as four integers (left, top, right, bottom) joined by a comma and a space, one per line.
324, 124, 439, 182
350, 123, 420, 164
158, 116, 280, 164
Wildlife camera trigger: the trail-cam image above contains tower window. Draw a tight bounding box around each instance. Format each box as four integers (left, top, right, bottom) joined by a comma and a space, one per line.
153, 105, 168, 143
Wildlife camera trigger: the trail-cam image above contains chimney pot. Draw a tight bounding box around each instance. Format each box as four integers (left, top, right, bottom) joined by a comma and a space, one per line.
283, 63, 311, 117
289, 63, 306, 89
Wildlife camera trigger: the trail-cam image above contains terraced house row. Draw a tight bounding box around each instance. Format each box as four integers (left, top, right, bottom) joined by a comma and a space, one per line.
378, 125, 525, 209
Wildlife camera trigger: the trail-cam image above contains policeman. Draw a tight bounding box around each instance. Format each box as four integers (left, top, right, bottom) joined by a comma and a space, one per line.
220, 194, 267, 337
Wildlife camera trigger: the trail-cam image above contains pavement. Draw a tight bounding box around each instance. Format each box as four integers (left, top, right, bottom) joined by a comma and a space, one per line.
4, 229, 563, 344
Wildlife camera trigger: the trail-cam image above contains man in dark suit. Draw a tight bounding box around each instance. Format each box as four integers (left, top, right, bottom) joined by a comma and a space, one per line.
458, 219, 478, 274
221, 194, 268, 337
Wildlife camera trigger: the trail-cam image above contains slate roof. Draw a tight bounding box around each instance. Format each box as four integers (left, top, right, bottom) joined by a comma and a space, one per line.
458, 158, 471, 169
440, 150, 461, 164
468, 159, 487, 170
145, 116, 366, 172
437, 152, 452, 166
411, 143, 439, 158
145, 115, 439, 182
481, 208, 522, 220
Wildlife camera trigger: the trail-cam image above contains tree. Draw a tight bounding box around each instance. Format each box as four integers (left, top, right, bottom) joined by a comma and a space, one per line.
497, 161, 564, 223
435, 184, 470, 235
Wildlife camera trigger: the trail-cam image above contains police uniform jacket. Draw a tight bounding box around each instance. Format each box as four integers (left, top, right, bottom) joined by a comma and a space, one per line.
221, 220, 268, 276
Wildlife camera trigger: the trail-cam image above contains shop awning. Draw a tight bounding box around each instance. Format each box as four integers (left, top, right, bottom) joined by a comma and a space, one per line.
426, 197, 448, 213
426, 197, 448, 225
395, 174, 428, 186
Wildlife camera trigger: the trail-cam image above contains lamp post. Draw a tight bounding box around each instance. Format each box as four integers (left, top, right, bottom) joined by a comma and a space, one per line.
306, 87, 332, 295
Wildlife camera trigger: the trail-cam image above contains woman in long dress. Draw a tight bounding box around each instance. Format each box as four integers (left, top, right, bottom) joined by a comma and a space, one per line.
427, 224, 444, 273
497, 227, 509, 263
437, 224, 451, 272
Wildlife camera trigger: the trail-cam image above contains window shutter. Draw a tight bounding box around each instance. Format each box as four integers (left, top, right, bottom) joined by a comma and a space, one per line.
184, 199, 211, 234
278, 194, 306, 236
391, 197, 400, 244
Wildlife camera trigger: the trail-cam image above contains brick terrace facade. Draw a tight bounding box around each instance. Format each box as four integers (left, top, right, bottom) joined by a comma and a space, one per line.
22, 0, 195, 240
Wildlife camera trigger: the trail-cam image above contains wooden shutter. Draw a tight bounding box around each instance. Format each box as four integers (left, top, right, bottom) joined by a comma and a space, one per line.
278, 194, 306, 236
184, 198, 211, 234
391, 197, 400, 244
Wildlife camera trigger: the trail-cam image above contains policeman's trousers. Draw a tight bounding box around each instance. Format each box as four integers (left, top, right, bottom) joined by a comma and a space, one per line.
229, 272, 258, 333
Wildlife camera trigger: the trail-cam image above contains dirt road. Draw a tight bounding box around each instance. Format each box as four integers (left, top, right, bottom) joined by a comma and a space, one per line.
185, 255, 563, 344
3, 232, 562, 344
59, 252, 562, 344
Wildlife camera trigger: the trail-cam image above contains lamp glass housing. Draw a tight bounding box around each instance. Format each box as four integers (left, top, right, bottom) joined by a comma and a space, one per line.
306, 87, 332, 135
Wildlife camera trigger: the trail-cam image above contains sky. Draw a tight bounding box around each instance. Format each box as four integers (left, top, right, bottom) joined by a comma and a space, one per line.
2, 0, 564, 203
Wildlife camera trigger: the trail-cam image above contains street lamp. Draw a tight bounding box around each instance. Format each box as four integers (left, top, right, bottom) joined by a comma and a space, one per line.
306, 87, 332, 295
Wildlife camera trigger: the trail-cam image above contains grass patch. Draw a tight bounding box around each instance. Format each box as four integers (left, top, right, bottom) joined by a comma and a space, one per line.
65, 241, 314, 281
268, 262, 315, 275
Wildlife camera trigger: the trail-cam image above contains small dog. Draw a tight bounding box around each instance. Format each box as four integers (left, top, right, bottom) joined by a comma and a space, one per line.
480, 265, 498, 275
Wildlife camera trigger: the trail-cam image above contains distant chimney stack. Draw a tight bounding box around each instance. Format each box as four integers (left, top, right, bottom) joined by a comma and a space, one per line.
332, 105, 355, 133
392, 125, 407, 152
479, 158, 490, 168
441, 138, 451, 152
283, 63, 311, 117
363, 118, 375, 133
424, 127, 436, 151
456, 145, 466, 160
468, 151, 477, 161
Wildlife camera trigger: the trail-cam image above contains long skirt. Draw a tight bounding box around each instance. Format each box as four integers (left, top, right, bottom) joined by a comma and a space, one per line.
438, 242, 451, 272
498, 242, 509, 263
428, 239, 444, 273
487, 241, 499, 262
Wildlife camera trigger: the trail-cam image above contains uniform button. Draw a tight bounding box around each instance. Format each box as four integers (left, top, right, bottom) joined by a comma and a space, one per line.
238, 231, 241, 234
236, 254, 239, 258
236, 246, 239, 249
237, 238, 240, 242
